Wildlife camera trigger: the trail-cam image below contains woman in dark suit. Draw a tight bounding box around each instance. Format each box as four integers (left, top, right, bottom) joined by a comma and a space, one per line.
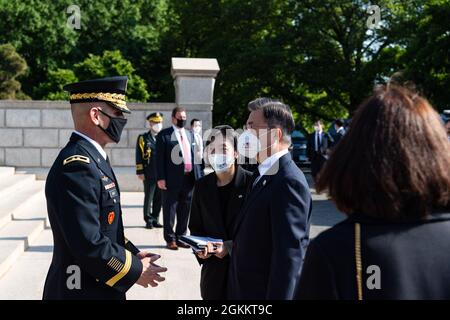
296, 84, 450, 300
189, 125, 252, 300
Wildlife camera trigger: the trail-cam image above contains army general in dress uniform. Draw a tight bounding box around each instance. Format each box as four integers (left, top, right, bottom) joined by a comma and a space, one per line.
136, 113, 163, 229
43, 76, 167, 300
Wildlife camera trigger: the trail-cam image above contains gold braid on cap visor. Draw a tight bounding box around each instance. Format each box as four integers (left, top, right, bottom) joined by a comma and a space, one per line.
148, 116, 163, 122
70, 92, 128, 111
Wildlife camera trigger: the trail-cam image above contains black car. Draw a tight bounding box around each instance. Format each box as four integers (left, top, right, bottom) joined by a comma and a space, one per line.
441, 110, 449, 123
290, 128, 309, 166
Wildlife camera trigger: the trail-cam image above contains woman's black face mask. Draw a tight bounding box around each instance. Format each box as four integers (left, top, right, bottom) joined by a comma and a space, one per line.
98, 109, 127, 143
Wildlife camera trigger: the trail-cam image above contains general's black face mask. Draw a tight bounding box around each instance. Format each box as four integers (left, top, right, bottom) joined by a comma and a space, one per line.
98, 109, 127, 143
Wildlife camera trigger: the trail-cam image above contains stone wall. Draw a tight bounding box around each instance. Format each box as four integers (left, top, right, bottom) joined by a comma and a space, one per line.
0, 58, 220, 191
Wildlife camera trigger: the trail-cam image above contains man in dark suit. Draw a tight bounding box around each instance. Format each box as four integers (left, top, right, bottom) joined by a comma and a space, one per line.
307, 119, 334, 182
332, 119, 346, 145
228, 98, 312, 300
136, 112, 163, 229
156, 106, 204, 250
44, 76, 166, 299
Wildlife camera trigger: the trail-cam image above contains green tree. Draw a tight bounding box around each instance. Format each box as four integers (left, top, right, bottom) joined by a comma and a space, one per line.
35, 69, 77, 100
396, 0, 450, 111
74, 50, 150, 101
0, 0, 168, 100
39, 50, 150, 101
0, 0, 78, 97
0, 43, 28, 99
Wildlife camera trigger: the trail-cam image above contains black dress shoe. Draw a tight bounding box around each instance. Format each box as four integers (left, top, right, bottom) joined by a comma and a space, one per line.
145, 222, 153, 229
176, 241, 190, 249
152, 222, 163, 228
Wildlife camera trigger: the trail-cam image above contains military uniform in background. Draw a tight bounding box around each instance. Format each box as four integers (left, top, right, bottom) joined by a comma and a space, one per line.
136, 112, 163, 229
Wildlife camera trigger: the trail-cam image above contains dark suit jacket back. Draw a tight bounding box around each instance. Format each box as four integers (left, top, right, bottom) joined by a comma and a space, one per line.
156, 126, 204, 191
189, 165, 252, 300
296, 211, 450, 300
228, 153, 312, 300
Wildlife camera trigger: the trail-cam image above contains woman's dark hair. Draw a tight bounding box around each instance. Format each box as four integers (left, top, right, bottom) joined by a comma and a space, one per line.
205, 125, 237, 151
316, 84, 450, 220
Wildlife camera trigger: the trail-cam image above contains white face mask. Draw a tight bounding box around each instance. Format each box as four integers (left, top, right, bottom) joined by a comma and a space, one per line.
237, 130, 261, 159
151, 123, 163, 133
208, 153, 234, 173
314, 125, 320, 132
237, 129, 275, 159
193, 126, 202, 134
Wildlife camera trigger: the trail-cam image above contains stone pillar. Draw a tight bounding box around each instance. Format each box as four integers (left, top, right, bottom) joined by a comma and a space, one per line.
171, 58, 220, 129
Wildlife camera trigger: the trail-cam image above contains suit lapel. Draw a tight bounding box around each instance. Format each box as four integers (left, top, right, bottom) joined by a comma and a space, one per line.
232, 153, 293, 237
149, 132, 156, 144
186, 130, 195, 161
233, 174, 274, 237
225, 166, 247, 232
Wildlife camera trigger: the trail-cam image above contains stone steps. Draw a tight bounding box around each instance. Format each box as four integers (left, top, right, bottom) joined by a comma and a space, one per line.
0, 229, 53, 300
0, 220, 46, 278
0, 167, 47, 280
0, 182, 46, 229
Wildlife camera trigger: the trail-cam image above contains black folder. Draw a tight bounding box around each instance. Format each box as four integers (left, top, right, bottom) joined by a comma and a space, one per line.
179, 235, 223, 252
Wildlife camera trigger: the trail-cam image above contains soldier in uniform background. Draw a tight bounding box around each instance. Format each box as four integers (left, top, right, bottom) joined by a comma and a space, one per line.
136, 112, 163, 229
43, 76, 167, 300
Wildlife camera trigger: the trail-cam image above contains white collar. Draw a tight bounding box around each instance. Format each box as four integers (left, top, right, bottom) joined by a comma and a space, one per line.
172, 124, 185, 133
258, 149, 289, 177
74, 131, 107, 160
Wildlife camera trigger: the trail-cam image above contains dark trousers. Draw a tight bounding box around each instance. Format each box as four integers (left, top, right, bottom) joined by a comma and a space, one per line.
162, 172, 195, 243
310, 152, 326, 181
143, 179, 162, 224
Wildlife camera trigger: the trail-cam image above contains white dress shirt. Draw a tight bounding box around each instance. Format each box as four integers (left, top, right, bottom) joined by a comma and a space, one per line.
315, 130, 323, 152
253, 149, 289, 187
172, 124, 192, 165
74, 131, 107, 160
193, 131, 203, 164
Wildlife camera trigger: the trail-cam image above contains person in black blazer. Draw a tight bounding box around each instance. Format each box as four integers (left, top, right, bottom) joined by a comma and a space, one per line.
307, 120, 334, 182
332, 119, 346, 145
228, 98, 312, 300
296, 85, 450, 300
189, 125, 252, 300
156, 106, 204, 250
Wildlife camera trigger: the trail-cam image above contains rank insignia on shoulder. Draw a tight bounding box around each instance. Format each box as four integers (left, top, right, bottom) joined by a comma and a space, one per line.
63, 155, 90, 165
